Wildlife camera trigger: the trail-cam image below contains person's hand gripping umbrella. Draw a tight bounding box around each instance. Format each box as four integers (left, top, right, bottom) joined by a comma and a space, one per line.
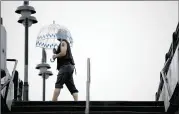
35, 21, 73, 62
50, 48, 57, 62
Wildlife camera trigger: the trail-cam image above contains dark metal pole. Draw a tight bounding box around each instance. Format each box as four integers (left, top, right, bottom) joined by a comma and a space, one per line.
43, 74, 45, 101
42, 48, 46, 101
23, 18, 29, 101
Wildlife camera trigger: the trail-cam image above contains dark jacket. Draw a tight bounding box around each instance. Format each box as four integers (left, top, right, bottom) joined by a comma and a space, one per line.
56, 39, 75, 70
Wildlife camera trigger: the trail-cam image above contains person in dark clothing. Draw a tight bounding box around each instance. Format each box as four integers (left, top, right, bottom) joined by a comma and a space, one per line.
52, 39, 78, 101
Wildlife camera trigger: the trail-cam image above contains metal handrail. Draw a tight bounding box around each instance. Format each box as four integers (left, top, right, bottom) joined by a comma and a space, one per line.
85, 58, 91, 114
1, 59, 18, 90
1, 79, 11, 91
156, 57, 172, 101
159, 57, 172, 99
162, 57, 172, 74
156, 22, 179, 101
160, 71, 171, 98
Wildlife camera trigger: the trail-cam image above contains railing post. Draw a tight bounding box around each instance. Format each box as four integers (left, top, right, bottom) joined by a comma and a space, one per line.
85, 58, 91, 114
160, 71, 171, 98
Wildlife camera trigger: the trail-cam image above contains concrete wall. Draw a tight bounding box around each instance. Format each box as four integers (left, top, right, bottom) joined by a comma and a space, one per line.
1, 25, 7, 72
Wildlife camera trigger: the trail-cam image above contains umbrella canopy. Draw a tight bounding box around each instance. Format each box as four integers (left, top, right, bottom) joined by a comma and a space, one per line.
36, 21, 73, 49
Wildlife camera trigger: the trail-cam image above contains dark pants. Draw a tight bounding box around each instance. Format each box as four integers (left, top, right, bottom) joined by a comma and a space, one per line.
55, 64, 78, 94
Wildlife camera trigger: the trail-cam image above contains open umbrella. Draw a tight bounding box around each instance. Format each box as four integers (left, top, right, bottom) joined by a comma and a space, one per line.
36, 21, 73, 62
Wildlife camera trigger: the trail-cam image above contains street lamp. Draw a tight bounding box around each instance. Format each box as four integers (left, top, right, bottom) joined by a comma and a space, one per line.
15, 1, 38, 101
36, 48, 53, 101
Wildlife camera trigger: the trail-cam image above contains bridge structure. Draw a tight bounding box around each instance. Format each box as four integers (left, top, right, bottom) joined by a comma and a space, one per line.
1, 1, 179, 114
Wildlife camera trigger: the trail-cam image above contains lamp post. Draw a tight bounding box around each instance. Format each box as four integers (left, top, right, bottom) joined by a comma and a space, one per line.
36, 48, 53, 101
15, 1, 37, 101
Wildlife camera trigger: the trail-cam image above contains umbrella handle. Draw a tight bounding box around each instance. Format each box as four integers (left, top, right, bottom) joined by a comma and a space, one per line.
50, 48, 57, 62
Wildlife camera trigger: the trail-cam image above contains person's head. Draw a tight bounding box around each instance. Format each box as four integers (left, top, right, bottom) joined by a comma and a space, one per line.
56, 38, 75, 65
56, 39, 70, 53
58, 39, 70, 47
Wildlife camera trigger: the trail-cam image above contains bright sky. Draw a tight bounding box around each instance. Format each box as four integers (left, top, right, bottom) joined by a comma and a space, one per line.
1, 1, 178, 101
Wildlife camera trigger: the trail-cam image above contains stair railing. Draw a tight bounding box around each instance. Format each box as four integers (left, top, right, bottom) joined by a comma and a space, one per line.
160, 58, 172, 99
156, 22, 179, 102
1, 59, 18, 91
85, 58, 91, 114
1, 59, 18, 111
160, 71, 171, 100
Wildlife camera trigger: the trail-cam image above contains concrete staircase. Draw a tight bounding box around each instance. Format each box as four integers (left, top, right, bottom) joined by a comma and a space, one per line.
4, 101, 170, 114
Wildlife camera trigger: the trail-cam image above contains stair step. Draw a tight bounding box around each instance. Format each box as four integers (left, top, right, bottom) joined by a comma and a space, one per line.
12, 101, 164, 107
3, 111, 170, 114
8, 101, 166, 114
12, 105, 165, 112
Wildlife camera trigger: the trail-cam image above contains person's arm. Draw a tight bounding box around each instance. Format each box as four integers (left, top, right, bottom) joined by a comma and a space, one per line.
53, 41, 67, 59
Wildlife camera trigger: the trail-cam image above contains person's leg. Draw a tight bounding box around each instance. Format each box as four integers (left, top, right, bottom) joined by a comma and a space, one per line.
52, 88, 61, 101
52, 67, 67, 101
65, 75, 79, 101
72, 92, 78, 101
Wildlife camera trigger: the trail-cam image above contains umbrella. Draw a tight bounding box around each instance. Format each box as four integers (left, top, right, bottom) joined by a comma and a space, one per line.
36, 21, 73, 49
36, 21, 74, 62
